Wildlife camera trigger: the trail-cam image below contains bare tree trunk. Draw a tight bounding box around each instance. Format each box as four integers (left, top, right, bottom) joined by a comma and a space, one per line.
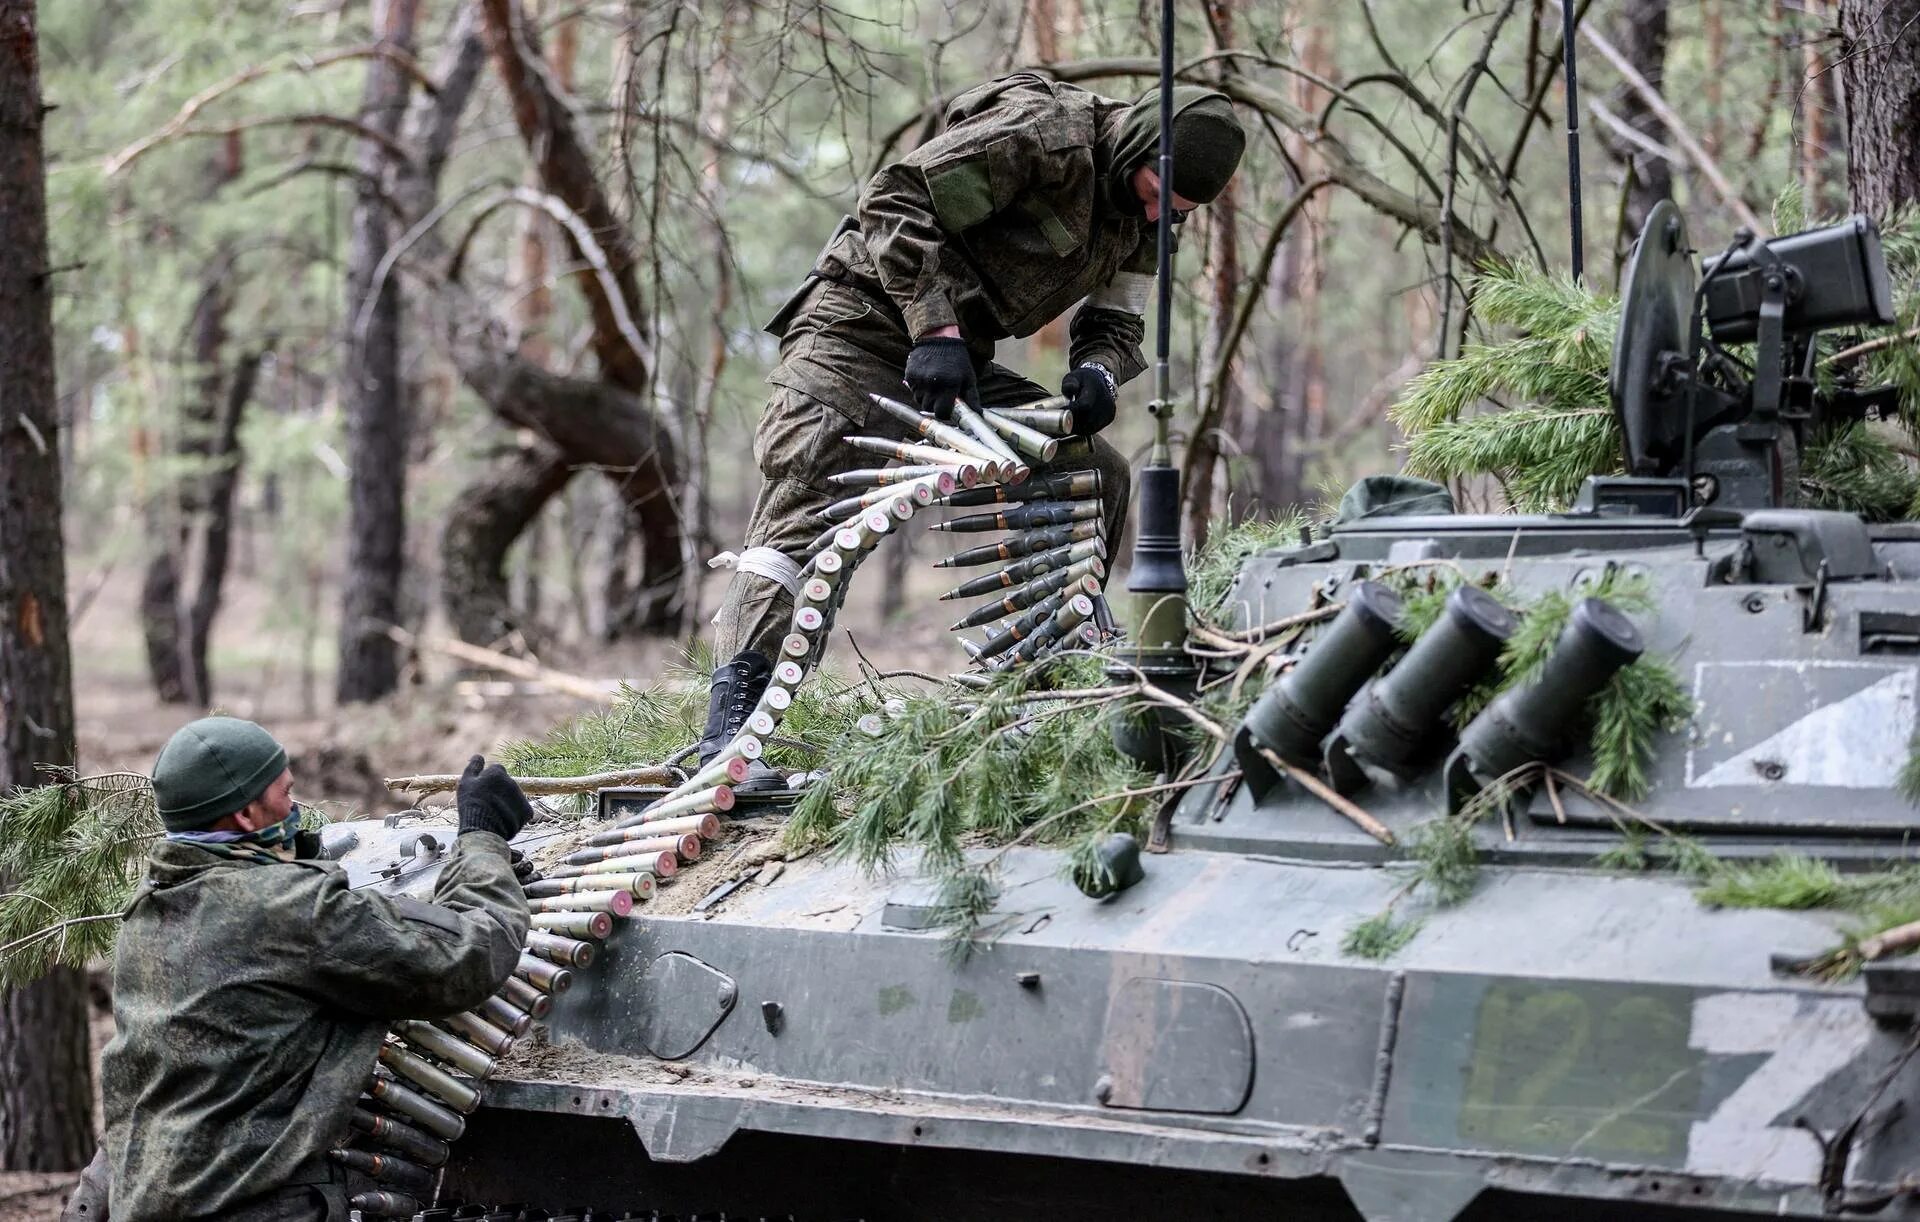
183, 348, 263, 698
1182, 0, 1239, 549
681, 0, 745, 627
143, 135, 244, 705
1186, 180, 1238, 545
0, 0, 93, 1172
441, 443, 574, 647
1599, 0, 1672, 265
139, 531, 187, 702
478, 0, 687, 634
337, 0, 423, 703
1703, 0, 1724, 159
1802, 0, 1831, 213
1259, 9, 1331, 512
1839, 0, 1920, 216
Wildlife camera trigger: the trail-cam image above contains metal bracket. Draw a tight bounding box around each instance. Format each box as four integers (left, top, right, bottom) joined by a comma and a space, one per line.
1804, 559, 1832, 633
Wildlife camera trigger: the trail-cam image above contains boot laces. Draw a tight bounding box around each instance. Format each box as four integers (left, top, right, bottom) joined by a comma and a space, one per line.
722, 659, 758, 738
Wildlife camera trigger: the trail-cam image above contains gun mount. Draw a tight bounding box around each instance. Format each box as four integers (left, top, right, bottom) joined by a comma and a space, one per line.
1599, 201, 1899, 516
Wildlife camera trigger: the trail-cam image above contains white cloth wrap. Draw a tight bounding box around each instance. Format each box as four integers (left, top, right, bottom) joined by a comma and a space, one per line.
708, 546, 804, 595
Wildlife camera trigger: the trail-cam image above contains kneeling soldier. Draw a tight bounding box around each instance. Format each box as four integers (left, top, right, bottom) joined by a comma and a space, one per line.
89, 718, 532, 1221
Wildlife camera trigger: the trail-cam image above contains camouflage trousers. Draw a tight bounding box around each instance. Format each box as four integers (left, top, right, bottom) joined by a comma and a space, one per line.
713, 285, 1131, 662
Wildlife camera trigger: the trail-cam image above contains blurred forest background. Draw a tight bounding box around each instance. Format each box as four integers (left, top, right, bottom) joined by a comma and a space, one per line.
29, 0, 1910, 724
3, 0, 1920, 1189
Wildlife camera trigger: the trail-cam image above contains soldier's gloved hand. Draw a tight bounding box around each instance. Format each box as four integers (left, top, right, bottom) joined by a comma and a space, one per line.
510, 847, 539, 884
904, 337, 978, 421
456, 755, 535, 841
1062, 363, 1117, 437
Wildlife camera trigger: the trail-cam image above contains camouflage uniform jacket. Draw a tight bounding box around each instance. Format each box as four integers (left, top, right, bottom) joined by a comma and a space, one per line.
101, 832, 529, 1222
770, 73, 1155, 406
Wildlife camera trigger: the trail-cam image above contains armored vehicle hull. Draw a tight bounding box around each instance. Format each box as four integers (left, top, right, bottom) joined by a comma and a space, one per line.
327, 204, 1920, 1219
336, 506, 1920, 1222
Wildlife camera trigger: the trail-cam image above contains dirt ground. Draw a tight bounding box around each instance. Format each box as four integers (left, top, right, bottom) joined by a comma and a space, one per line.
3, 528, 965, 1216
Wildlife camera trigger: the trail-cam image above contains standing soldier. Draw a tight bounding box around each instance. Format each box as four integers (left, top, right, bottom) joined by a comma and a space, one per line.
700, 74, 1246, 779
89, 718, 533, 1221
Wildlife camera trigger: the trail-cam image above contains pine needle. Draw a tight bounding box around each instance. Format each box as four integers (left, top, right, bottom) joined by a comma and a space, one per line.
1409, 818, 1479, 906
1799, 423, 1920, 520
1342, 910, 1422, 959
1188, 513, 1310, 621
0, 774, 162, 987
1594, 826, 1650, 871
776, 654, 1159, 941
1697, 853, 1847, 909
1393, 226, 1920, 515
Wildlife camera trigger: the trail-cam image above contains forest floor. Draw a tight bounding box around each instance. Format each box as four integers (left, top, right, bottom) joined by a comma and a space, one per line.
3, 527, 969, 1216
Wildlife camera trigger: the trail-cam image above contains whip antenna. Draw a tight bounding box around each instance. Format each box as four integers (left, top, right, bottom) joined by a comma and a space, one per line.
1151, 0, 1175, 462
1110, 0, 1198, 782
1561, 0, 1586, 281
1123, 0, 1188, 620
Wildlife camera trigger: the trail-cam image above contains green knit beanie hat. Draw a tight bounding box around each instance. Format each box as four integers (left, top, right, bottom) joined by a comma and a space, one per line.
1168, 93, 1245, 204
1109, 88, 1246, 206
152, 717, 289, 833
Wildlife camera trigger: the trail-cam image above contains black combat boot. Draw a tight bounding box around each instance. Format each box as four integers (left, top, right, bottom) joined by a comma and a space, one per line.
694, 650, 786, 793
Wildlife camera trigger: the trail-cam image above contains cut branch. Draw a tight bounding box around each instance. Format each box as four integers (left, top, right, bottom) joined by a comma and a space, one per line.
1254, 744, 1397, 845
384, 765, 677, 798
382, 623, 612, 703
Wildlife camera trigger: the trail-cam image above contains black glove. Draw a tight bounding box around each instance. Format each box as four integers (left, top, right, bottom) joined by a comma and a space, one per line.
456, 755, 535, 841
1061, 363, 1117, 437
904, 337, 978, 421
510, 847, 538, 884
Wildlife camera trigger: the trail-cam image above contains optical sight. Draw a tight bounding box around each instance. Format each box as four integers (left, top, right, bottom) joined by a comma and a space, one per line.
1705, 215, 1896, 344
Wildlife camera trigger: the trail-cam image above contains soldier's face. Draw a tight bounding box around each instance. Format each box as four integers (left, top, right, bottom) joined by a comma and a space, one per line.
1130, 167, 1199, 223
237, 769, 296, 832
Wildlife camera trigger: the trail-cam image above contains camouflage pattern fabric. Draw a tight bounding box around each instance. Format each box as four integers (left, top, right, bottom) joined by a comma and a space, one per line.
716, 334, 1132, 659
101, 833, 529, 1222
719, 73, 1156, 658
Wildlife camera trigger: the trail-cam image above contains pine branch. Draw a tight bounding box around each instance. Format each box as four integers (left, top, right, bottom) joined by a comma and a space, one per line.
0, 775, 161, 986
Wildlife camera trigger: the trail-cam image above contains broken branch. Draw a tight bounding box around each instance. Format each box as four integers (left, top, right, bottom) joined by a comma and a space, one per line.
384, 765, 677, 798
1254, 744, 1397, 846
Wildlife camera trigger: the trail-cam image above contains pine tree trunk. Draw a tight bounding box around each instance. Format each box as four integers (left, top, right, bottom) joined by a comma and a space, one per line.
337, 0, 422, 703
139, 548, 188, 703
0, 0, 94, 1171
0, 974, 93, 1170
1839, 0, 1920, 216
479, 0, 687, 635
1259, 7, 1332, 512
183, 348, 263, 700
1702, 0, 1724, 158
1181, 0, 1238, 551
1602, 0, 1672, 264
682, 0, 744, 627
141, 268, 229, 705
442, 443, 574, 648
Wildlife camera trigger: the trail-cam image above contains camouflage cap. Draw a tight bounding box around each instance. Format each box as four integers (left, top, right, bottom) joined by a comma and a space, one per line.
152, 717, 289, 832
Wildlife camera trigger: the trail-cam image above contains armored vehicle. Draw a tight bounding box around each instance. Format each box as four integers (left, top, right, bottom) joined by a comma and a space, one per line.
330, 204, 1920, 1221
